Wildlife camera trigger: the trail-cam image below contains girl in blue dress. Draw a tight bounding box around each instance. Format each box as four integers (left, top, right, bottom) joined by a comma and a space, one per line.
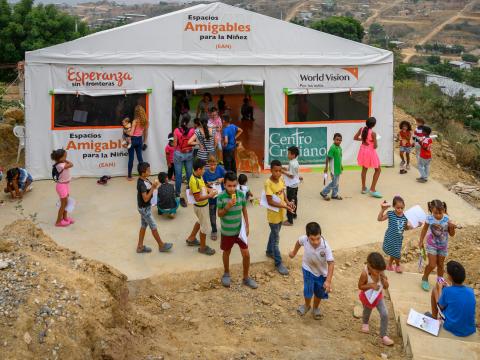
378, 196, 413, 273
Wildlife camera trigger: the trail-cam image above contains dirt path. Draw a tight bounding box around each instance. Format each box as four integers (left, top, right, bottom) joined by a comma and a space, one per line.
363, 0, 405, 28
284, 0, 310, 22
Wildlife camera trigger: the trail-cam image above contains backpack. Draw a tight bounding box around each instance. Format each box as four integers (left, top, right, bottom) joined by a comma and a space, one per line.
52, 163, 63, 182
177, 128, 193, 152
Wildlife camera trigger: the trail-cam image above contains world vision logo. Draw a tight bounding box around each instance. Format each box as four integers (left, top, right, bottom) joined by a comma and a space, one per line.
342, 67, 359, 79
298, 67, 359, 87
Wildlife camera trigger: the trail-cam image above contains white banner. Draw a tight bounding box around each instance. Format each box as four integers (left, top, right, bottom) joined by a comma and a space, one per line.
61, 66, 136, 90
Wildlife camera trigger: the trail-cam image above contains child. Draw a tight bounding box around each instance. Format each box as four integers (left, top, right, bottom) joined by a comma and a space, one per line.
413, 118, 425, 163
265, 159, 295, 275
217, 171, 257, 289
282, 146, 302, 226
419, 199, 456, 291
192, 118, 201, 160
186, 158, 217, 255
417, 126, 432, 183
289, 222, 334, 320
241, 97, 254, 121
203, 155, 225, 241
358, 252, 394, 346
378, 196, 413, 273
136, 162, 173, 253
50, 150, 73, 227
354, 117, 382, 198
217, 95, 226, 116
321, 133, 343, 201
165, 133, 175, 181
427, 260, 476, 337
157, 172, 179, 218
4, 167, 33, 199
208, 107, 223, 162
238, 173, 253, 202
398, 120, 412, 171
121, 117, 132, 149
222, 115, 243, 173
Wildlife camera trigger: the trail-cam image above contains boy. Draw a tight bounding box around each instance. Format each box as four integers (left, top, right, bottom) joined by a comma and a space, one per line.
428, 260, 476, 337
282, 146, 302, 226
217, 171, 258, 289
203, 155, 226, 241
321, 133, 343, 200
186, 158, 217, 255
136, 162, 173, 253
413, 118, 425, 163
157, 172, 179, 218
289, 222, 334, 320
417, 126, 432, 183
222, 115, 243, 173
265, 159, 295, 275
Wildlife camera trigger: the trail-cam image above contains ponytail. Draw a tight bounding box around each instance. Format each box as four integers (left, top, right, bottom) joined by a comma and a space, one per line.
200, 119, 210, 141
428, 199, 448, 214
362, 117, 377, 144
179, 113, 191, 135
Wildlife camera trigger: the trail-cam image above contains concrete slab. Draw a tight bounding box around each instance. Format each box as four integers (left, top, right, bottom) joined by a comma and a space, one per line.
388, 272, 480, 360
1, 164, 479, 280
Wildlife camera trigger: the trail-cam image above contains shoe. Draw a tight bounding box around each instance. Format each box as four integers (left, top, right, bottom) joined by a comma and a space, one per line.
276, 263, 289, 276
186, 238, 200, 246
211, 232, 218, 241
395, 265, 403, 273
320, 192, 331, 201
381, 336, 394, 346
400, 160, 405, 167
282, 221, 293, 226
370, 191, 383, 198
421, 280, 430, 291
198, 246, 216, 256
55, 219, 70, 227
417, 178, 427, 183
386, 265, 394, 271
221, 273, 231, 287
66, 217, 75, 224
159, 243, 173, 252
136, 245, 152, 253
361, 324, 369, 333
361, 188, 369, 194
180, 198, 187, 208
243, 277, 258, 289
297, 304, 311, 316
313, 307, 321, 320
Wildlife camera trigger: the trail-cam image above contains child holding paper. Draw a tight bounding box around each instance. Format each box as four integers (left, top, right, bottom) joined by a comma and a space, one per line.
203, 155, 225, 241
321, 133, 343, 201
217, 171, 257, 289
378, 196, 413, 273
358, 252, 394, 346
282, 146, 302, 226
289, 222, 334, 320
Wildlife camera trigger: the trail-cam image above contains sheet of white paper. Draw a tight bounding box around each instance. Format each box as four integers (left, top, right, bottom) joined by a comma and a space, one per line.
260, 191, 281, 212
283, 175, 300, 188
405, 205, 427, 228
376, 133, 382, 140
186, 189, 196, 205
212, 183, 223, 197
56, 197, 76, 213
364, 287, 382, 304
407, 308, 441, 336
150, 189, 158, 207
239, 218, 248, 244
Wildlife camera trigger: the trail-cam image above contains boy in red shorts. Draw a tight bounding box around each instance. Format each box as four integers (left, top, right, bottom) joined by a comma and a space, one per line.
217, 171, 258, 289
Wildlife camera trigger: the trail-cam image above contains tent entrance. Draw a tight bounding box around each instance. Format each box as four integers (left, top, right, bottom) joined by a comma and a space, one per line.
172, 83, 265, 172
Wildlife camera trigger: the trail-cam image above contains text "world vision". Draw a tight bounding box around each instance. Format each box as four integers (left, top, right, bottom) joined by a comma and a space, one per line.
300, 73, 351, 82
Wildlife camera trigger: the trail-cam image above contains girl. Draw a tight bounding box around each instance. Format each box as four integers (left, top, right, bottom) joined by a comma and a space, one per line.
354, 117, 382, 198
358, 252, 394, 346
127, 105, 147, 180
188, 118, 217, 162
173, 114, 195, 208
419, 200, 456, 291
208, 107, 223, 162
237, 173, 254, 203
51, 149, 74, 227
4, 167, 33, 199
378, 196, 412, 273
398, 121, 412, 171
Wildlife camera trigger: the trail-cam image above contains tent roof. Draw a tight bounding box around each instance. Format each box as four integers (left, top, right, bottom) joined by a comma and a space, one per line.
26, 2, 392, 66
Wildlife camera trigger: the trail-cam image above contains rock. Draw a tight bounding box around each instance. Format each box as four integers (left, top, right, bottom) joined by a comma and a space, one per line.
193, 284, 201, 291
0, 261, 9, 270
345, 262, 352, 268
353, 305, 363, 319
161, 302, 171, 310
261, 299, 272, 306
381, 353, 388, 360
23, 332, 32, 345
469, 190, 480, 200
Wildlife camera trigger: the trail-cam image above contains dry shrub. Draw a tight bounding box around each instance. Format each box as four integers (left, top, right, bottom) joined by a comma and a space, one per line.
453, 143, 479, 167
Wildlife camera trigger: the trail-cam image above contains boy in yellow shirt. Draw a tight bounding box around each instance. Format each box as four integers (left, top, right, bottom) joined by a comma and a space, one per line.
186, 158, 217, 255
265, 159, 295, 275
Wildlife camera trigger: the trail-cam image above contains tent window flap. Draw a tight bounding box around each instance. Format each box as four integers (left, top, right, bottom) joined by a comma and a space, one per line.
173, 81, 263, 90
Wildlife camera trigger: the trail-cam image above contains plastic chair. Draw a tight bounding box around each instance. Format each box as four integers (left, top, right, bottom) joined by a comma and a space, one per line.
13, 125, 25, 162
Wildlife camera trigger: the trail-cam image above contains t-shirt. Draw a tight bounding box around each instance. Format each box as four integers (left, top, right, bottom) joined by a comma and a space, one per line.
237, 184, 250, 198
399, 130, 412, 147
419, 137, 432, 159
327, 144, 343, 176
426, 214, 449, 252
203, 165, 225, 204
189, 174, 208, 207
298, 235, 334, 277
439, 285, 476, 337
174, 127, 194, 153
264, 177, 285, 224
195, 128, 216, 161
223, 124, 238, 151
165, 144, 175, 165
414, 126, 424, 144
137, 178, 152, 208
287, 158, 300, 189
208, 116, 222, 142
18, 168, 30, 185
157, 183, 176, 210
217, 190, 246, 236
55, 163, 71, 183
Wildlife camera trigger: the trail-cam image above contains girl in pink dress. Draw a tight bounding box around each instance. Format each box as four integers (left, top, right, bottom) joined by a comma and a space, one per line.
354, 117, 382, 198
51, 149, 74, 227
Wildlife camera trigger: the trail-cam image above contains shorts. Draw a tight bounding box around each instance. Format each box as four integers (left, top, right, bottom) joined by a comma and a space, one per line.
194, 205, 210, 234
19, 174, 33, 191
158, 198, 180, 215
55, 182, 70, 199
400, 146, 411, 153
303, 268, 329, 300
426, 244, 448, 257
220, 234, 248, 251
138, 206, 157, 230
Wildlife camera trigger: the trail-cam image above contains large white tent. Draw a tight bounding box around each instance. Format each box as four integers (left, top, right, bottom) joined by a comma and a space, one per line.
25, 1, 393, 179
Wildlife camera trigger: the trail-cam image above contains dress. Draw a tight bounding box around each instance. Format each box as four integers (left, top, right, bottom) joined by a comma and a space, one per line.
357, 128, 380, 169
382, 210, 408, 259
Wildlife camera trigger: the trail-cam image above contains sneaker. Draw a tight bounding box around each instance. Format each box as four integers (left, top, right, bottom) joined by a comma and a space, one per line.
243, 277, 258, 289
361, 324, 369, 333
395, 265, 403, 273
297, 304, 311, 316
320, 192, 331, 201
276, 263, 289, 276
382, 336, 394, 346
55, 219, 70, 227
313, 307, 321, 320
386, 264, 394, 271
179, 198, 187, 208
221, 273, 231, 287
421, 280, 430, 291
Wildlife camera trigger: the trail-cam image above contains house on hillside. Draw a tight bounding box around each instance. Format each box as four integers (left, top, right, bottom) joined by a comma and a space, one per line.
448, 61, 471, 70
426, 74, 480, 106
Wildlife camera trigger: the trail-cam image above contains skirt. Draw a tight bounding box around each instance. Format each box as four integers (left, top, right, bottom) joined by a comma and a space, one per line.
357, 145, 380, 169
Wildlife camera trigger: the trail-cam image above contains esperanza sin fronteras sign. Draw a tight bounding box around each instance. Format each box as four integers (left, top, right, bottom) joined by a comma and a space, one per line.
268, 127, 327, 165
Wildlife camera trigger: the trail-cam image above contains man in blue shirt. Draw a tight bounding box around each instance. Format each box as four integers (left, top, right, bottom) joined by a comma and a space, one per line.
429, 260, 476, 337
222, 115, 243, 173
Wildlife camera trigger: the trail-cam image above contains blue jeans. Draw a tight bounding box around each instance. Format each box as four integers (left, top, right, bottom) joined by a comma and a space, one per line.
128, 136, 144, 178
321, 174, 340, 198
174, 150, 193, 197
267, 222, 282, 266
418, 158, 431, 179
138, 206, 157, 230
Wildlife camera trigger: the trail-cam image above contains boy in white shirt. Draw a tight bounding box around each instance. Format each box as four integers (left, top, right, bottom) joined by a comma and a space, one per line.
282, 146, 302, 226
289, 222, 335, 319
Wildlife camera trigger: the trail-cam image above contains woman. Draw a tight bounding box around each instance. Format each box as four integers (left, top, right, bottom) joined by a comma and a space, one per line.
208, 107, 223, 161
174, 114, 195, 207
188, 118, 217, 162
127, 105, 147, 180
196, 93, 214, 122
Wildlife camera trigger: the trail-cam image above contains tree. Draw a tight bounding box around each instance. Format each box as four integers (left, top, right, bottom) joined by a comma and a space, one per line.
462, 53, 479, 63
310, 16, 364, 42
368, 22, 385, 43
414, 44, 423, 52
427, 55, 441, 65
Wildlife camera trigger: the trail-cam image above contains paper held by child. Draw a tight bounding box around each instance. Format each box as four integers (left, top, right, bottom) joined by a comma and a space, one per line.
364, 286, 383, 304
405, 205, 427, 228
260, 191, 281, 212
283, 175, 300, 188
212, 183, 223, 197
239, 218, 247, 245
407, 309, 441, 336
150, 189, 158, 207
56, 197, 76, 213
186, 189, 196, 205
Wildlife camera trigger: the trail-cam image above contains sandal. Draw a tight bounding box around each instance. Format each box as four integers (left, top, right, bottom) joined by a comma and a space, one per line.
361, 188, 369, 194
370, 191, 383, 199
421, 280, 430, 291
320, 192, 330, 201
211, 232, 218, 241
159, 243, 173, 252
386, 265, 394, 272
395, 265, 403, 273
297, 304, 311, 316
186, 239, 200, 246
313, 308, 321, 320
331, 196, 343, 200
136, 245, 152, 253
198, 246, 216, 256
